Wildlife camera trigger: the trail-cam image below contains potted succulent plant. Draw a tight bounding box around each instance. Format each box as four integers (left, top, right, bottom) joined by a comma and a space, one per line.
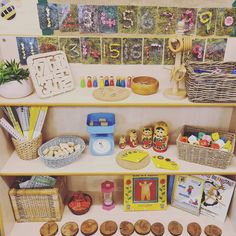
0, 60, 33, 98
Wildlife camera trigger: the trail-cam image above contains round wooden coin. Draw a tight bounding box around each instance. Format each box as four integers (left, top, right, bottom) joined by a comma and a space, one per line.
40, 221, 58, 236
120, 221, 134, 236
134, 219, 151, 235
168, 221, 183, 236
204, 225, 222, 236
81, 219, 98, 236
61, 222, 79, 236
100, 221, 118, 236
151, 222, 165, 236
187, 222, 202, 236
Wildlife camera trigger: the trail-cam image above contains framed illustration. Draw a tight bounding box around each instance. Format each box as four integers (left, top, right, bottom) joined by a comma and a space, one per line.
171, 175, 205, 215
124, 175, 167, 211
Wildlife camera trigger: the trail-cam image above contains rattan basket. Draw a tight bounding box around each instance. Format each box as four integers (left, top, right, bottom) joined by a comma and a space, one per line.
9, 177, 66, 222
185, 61, 236, 103
176, 125, 236, 169
12, 134, 42, 160
38, 135, 86, 168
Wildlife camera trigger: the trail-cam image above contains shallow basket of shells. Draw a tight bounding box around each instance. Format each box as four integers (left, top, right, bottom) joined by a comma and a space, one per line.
38, 135, 86, 168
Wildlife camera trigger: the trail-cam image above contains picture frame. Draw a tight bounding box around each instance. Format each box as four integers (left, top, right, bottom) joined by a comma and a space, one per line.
171, 175, 205, 215
124, 175, 167, 211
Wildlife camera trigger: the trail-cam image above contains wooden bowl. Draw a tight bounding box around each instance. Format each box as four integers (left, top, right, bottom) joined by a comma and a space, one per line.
131, 76, 159, 95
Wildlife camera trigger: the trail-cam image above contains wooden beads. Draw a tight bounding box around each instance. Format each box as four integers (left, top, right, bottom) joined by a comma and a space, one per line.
119, 221, 134, 236
61, 222, 79, 236
204, 225, 222, 236
151, 222, 165, 236
81, 219, 98, 236
187, 222, 202, 236
134, 219, 151, 235
40, 221, 58, 236
100, 221, 118, 236
168, 221, 183, 236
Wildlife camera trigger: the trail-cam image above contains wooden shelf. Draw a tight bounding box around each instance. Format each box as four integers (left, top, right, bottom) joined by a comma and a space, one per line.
0, 87, 235, 107
1, 145, 236, 176
8, 205, 235, 236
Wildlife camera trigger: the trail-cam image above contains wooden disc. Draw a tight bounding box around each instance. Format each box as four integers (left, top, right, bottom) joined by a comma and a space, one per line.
40, 221, 58, 236
116, 149, 150, 170
61, 222, 79, 236
168, 221, 183, 236
134, 219, 151, 235
120, 221, 134, 236
151, 222, 165, 236
100, 221, 118, 236
93, 87, 130, 102
204, 225, 222, 236
187, 222, 202, 236
81, 219, 98, 236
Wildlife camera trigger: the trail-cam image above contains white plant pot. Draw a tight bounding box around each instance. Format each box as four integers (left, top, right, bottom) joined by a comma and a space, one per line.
0, 79, 33, 99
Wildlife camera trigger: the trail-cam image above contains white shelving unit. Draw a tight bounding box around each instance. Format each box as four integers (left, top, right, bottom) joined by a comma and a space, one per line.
0, 0, 236, 236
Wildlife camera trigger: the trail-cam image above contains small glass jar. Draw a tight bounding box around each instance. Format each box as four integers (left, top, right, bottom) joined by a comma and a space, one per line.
101, 181, 115, 210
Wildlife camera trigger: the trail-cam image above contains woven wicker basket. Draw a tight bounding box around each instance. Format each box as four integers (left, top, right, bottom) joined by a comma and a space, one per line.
12, 134, 42, 160
9, 177, 66, 222
185, 61, 236, 103
176, 125, 236, 169
38, 136, 86, 168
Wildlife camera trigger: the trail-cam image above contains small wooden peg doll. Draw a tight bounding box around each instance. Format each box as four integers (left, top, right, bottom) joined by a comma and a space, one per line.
153, 121, 169, 152
128, 129, 138, 147
119, 135, 127, 149
141, 127, 153, 149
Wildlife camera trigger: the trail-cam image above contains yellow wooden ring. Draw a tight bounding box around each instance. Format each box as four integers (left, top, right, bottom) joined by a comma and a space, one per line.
168, 37, 183, 53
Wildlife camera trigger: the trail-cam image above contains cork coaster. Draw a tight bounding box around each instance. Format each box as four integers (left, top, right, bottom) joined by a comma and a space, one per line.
61, 222, 79, 236
120, 221, 134, 236
204, 225, 222, 236
40, 221, 58, 236
151, 222, 165, 236
116, 149, 150, 170
168, 221, 183, 236
187, 222, 202, 236
81, 219, 98, 236
100, 221, 118, 236
134, 219, 151, 235
93, 87, 130, 102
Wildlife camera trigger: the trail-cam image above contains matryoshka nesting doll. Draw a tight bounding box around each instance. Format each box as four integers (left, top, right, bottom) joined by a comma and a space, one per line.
141, 127, 153, 149
119, 135, 127, 149
128, 129, 138, 147
153, 121, 169, 152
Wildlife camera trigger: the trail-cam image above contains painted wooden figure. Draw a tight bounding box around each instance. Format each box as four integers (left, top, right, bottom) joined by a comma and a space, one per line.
141, 127, 153, 149
153, 121, 169, 152
119, 135, 127, 149
128, 129, 138, 147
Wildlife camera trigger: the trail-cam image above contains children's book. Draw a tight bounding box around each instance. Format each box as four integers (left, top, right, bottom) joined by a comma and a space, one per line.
171, 175, 205, 215
198, 175, 236, 222
167, 175, 175, 204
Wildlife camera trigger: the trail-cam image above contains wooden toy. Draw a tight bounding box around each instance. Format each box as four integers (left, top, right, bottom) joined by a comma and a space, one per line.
93, 77, 98, 87
81, 219, 98, 236
168, 221, 183, 236
80, 77, 86, 88
101, 181, 115, 210
153, 121, 169, 152
204, 225, 222, 236
40, 221, 58, 236
119, 135, 127, 149
100, 221, 118, 236
212, 132, 220, 141
134, 219, 151, 235
128, 129, 138, 147
124, 175, 167, 211
151, 222, 165, 236
127, 76, 132, 88
104, 76, 109, 86
27, 51, 74, 98
187, 222, 202, 236
99, 77, 105, 88
141, 127, 153, 149
61, 222, 79, 236
151, 156, 179, 170
109, 77, 115, 86
68, 192, 92, 215
119, 221, 134, 236
87, 76, 92, 88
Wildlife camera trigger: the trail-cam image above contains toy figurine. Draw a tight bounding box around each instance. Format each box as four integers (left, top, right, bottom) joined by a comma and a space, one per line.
119, 135, 127, 149
141, 127, 153, 149
128, 129, 138, 147
153, 121, 169, 152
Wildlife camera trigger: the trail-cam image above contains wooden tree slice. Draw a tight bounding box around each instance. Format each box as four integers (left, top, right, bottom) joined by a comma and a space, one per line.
134, 219, 151, 235
151, 222, 165, 236
61, 222, 79, 236
40, 221, 58, 236
204, 225, 222, 236
120, 221, 135, 236
93, 87, 130, 102
168, 221, 183, 236
187, 222, 202, 236
100, 221, 118, 236
81, 219, 98, 236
